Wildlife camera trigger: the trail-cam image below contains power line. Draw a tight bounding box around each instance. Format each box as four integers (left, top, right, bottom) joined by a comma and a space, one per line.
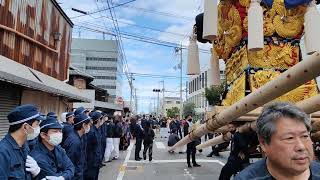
70, 0, 137, 19
73, 14, 189, 38
74, 24, 211, 54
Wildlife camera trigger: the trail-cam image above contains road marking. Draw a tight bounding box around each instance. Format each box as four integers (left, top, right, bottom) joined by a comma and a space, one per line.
155, 141, 166, 149
127, 159, 225, 166
116, 142, 134, 180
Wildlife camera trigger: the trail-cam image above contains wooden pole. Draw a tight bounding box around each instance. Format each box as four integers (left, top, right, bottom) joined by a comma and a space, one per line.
170, 52, 320, 150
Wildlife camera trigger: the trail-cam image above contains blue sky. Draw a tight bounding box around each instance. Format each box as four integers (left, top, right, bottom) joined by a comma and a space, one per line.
58, 0, 215, 113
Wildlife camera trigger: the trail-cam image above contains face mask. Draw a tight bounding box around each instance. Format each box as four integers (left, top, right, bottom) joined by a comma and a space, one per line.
26, 125, 40, 141
84, 125, 90, 133
48, 132, 63, 146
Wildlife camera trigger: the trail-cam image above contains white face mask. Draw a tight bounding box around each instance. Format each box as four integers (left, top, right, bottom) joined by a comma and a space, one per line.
48, 132, 63, 146
84, 125, 90, 133
26, 125, 40, 141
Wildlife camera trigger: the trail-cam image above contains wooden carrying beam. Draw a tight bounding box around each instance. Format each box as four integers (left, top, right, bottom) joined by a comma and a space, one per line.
196, 94, 320, 149
169, 52, 320, 150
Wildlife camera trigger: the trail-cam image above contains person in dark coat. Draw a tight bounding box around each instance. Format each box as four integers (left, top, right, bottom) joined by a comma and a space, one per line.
143, 121, 155, 161
0, 104, 42, 179
62, 112, 75, 145
62, 113, 91, 180
185, 115, 201, 168
31, 116, 74, 179
218, 122, 249, 180
104, 117, 115, 162
85, 112, 103, 180
99, 113, 107, 166
112, 115, 123, 160
132, 118, 144, 161
167, 129, 180, 153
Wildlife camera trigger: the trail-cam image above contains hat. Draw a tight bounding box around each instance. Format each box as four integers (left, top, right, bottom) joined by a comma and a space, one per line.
90, 112, 102, 122
66, 112, 74, 119
40, 116, 63, 131
47, 112, 57, 118
7, 104, 42, 125
74, 114, 91, 126
74, 107, 86, 116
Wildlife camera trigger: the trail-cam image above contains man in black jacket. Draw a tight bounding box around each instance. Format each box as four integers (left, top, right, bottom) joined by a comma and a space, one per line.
185, 115, 201, 168
104, 117, 115, 162
132, 118, 144, 161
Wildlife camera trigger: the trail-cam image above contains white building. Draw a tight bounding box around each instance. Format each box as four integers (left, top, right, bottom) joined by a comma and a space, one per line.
70, 38, 123, 102
163, 96, 181, 117
187, 67, 225, 118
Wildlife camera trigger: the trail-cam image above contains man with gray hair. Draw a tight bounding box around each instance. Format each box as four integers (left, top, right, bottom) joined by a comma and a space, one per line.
236, 102, 320, 179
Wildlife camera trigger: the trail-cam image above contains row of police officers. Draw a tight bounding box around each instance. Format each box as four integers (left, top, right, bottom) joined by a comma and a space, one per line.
0, 104, 112, 180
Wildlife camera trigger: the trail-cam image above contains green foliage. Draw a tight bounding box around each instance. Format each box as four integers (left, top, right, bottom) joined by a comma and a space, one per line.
205, 83, 225, 106
183, 102, 196, 118
166, 107, 180, 118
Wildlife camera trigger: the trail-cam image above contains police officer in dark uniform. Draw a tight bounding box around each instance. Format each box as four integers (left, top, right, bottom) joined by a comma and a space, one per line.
62, 112, 75, 144
99, 113, 107, 167
30, 116, 74, 179
0, 104, 42, 179
85, 112, 103, 180
62, 113, 91, 180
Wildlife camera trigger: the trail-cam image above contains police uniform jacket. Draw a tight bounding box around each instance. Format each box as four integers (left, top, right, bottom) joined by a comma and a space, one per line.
30, 141, 74, 180
0, 134, 32, 180
62, 122, 73, 144
62, 129, 86, 180
86, 126, 102, 168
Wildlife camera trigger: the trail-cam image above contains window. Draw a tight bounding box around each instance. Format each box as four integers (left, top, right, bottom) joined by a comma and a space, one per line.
205, 71, 208, 87
86, 57, 117, 62
86, 66, 117, 71
166, 101, 172, 104
97, 85, 117, 89
202, 73, 205, 88
176, 101, 180, 104
94, 76, 117, 80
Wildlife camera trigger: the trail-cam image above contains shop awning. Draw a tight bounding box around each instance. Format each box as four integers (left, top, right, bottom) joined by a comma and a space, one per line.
0, 55, 91, 103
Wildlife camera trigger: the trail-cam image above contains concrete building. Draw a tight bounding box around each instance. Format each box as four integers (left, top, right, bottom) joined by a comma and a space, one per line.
163, 97, 181, 117
70, 39, 123, 102
0, 0, 90, 138
187, 67, 225, 119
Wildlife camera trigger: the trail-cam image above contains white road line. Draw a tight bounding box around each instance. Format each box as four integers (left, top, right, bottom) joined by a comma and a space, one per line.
126, 159, 225, 166
155, 141, 166, 149
116, 142, 134, 180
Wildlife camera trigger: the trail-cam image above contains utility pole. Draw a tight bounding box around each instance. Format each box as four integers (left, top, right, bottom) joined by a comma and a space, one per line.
135, 88, 137, 114
160, 80, 165, 116
179, 43, 183, 120
129, 73, 133, 114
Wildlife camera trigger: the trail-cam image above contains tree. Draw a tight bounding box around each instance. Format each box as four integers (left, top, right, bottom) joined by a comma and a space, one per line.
183, 102, 196, 118
205, 83, 226, 106
166, 107, 180, 118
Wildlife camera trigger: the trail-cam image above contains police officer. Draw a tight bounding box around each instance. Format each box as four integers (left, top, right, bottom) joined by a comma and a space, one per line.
85, 112, 103, 180
30, 116, 74, 179
62, 112, 75, 144
99, 113, 107, 167
0, 104, 42, 179
62, 113, 91, 180
47, 112, 58, 118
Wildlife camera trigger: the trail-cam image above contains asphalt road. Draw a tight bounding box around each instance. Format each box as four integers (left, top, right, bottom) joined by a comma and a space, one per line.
99, 133, 230, 180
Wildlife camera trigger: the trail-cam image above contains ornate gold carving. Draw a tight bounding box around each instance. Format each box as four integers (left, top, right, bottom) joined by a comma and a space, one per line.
222, 74, 246, 106
226, 46, 248, 84
248, 42, 299, 69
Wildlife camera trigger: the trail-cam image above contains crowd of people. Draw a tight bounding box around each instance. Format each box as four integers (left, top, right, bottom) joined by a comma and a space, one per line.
0, 104, 132, 180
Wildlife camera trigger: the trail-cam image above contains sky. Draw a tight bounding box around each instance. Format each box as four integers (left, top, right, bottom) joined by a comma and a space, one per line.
57, 0, 221, 114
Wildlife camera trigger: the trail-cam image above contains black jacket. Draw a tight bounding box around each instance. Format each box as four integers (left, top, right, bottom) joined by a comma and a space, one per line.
106, 122, 115, 138
143, 128, 155, 144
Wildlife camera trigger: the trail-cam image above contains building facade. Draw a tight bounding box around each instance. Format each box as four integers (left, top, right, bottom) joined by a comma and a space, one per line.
163, 97, 181, 117
70, 38, 123, 102
0, 0, 90, 138
187, 67, 225, 119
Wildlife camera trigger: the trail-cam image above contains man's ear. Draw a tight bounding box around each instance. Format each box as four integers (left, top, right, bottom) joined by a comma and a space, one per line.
259, 137, 267, 153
